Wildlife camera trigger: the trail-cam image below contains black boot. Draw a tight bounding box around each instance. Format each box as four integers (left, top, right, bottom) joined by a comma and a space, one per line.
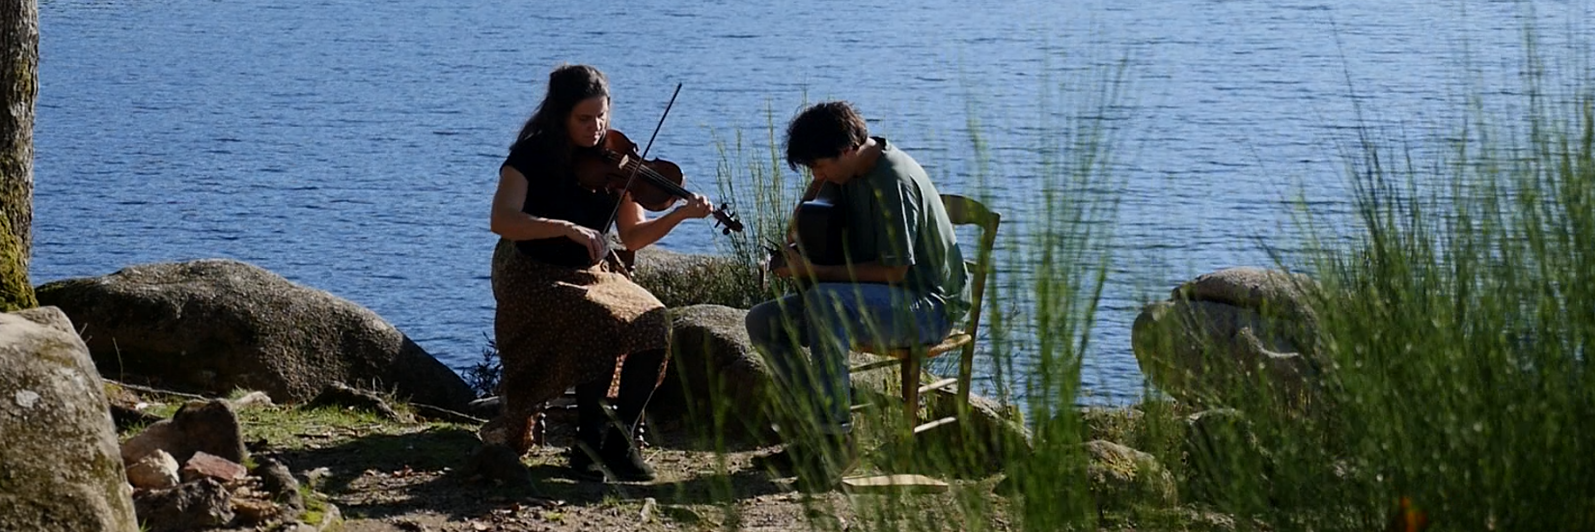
597, 425, 656, 481
592, 349, 666, 482
567, 382, 606, 480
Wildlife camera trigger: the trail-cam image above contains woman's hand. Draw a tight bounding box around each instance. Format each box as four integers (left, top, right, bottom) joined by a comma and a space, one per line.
565, 223, 606, 263
676, 194, 713, 220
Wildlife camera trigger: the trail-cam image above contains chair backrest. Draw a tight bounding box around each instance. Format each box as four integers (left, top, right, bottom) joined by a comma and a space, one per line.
940, 194, 1000, 344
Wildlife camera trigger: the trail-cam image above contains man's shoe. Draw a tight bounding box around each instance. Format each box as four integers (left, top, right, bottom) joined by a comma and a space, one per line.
792, 432, 857, 493
793, 452, 849, 493
753, 448, 798, 477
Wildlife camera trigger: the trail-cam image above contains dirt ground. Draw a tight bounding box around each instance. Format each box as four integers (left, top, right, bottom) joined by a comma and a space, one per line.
248, 415, 1013, 532
121, 387, 1232, 532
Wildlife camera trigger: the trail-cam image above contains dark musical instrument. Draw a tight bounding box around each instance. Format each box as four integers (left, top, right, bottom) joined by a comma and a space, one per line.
575, 128, 744, 235
791, 185, 848, 265
568, 83, 742, 273
766, 183, 849, 276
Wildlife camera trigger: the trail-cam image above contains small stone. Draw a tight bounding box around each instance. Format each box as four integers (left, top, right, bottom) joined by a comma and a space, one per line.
13, 389, 39, 408
255, 456, 305, 515
132, 478, 234, 530
640, 497, 657, 523
121, 419, 180, 465
232, 497, 281, 524
170, 399, 248, 463
303, 467, 332, 489
181, 451, 247, 483
308, 382, 409, 422
126, 449, 180, 490
228, 391, 274, 409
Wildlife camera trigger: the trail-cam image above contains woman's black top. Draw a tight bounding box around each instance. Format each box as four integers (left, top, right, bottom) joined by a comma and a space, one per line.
501, 136, 620, 268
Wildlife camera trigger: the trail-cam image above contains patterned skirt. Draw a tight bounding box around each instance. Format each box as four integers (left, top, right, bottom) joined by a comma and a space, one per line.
478, 238, 671, 454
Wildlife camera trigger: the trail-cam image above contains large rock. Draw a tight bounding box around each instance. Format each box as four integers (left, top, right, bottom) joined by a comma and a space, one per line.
0, 307, 139, 532
120, 399, 246, 466
654, 304, 775, 441
1174, 267, 1318, 322
655, 303, 1029, 461
36, 259, 473, 409
1132, 267, 1324, 411
631, 248, 759, 309
1084, 440, 1177, 510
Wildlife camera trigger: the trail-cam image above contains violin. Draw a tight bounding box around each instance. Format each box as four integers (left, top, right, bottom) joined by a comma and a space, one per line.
574, 128, 744, 235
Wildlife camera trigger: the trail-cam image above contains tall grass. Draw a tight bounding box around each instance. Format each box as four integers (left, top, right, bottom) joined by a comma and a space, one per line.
1183, 33, 1595, 531
710, 105, 809, 288
683, 18, 1595, 532
1301, 94, 1595, 530
982, 57, 1128, 531
677, 57, 1127, 530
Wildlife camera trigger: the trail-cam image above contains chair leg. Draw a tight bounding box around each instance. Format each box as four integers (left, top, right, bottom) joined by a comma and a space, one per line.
901, 354, 921, 427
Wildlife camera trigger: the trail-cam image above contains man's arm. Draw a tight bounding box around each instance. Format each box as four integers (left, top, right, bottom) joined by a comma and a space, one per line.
776, 173, 920, 285
775, 249, 908, 284
809, 261, 908, 284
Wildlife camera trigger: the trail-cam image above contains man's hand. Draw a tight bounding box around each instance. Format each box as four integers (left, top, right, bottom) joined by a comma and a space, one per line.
773, 246, 816, 280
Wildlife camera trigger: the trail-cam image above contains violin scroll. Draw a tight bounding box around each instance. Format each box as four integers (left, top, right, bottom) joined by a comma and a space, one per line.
714, 203, 744, 235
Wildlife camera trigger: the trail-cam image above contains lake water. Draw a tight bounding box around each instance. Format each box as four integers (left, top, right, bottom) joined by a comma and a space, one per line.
33, 0, 1592, 404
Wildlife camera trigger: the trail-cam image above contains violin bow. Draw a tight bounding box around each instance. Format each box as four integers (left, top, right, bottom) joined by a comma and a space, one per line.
599, 82, 684, 239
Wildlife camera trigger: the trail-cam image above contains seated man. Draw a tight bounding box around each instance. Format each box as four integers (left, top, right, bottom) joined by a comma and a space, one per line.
746, 101, 972, 491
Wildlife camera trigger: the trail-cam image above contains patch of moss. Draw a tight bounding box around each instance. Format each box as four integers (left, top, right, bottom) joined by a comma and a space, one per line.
0, 214, 36, 312
299, 484, 330, 524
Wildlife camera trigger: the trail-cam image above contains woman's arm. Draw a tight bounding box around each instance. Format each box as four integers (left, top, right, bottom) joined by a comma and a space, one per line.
489, 165, 582, 240
615, 193, 713, 251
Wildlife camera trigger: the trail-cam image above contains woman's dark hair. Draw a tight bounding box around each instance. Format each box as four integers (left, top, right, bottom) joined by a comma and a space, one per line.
513, 64, 610, 150
784, 101, 869, 171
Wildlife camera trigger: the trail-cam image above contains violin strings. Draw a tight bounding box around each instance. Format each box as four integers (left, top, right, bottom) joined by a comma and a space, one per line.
621, 159, 694, 198
614, 156, 738, 226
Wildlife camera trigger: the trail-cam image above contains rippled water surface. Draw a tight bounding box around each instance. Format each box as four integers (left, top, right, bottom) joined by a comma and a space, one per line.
34, 0, 1592, 403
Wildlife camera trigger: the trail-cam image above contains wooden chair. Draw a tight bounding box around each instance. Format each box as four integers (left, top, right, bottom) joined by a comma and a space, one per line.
848, 194, 999, 435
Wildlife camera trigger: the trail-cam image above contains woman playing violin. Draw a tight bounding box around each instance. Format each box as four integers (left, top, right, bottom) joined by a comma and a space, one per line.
484, 63, 713, 481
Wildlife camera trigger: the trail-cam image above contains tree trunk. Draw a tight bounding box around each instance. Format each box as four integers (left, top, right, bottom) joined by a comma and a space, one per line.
0, 0, 37, 311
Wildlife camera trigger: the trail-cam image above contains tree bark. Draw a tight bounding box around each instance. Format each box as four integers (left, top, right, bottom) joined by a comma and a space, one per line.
0, 0, 37, 311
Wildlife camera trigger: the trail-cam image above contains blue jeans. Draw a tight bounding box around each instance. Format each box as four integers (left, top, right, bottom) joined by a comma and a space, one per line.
746, 283, 953, 434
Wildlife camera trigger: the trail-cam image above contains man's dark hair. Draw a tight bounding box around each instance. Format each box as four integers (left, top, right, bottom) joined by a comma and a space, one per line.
784, 101, 869, 171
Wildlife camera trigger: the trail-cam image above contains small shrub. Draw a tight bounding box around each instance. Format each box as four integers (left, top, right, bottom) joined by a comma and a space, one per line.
464, 332, 501, 399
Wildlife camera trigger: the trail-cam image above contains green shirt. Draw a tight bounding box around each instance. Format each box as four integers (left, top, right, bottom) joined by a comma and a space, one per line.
830, 137, 971, 322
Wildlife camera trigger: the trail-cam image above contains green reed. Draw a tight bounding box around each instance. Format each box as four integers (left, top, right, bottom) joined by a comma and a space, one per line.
1180, 26, 1595, 531
655, 51, 1129, 530
1301, 92, 1595, 530
661, 32, 1595, 531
